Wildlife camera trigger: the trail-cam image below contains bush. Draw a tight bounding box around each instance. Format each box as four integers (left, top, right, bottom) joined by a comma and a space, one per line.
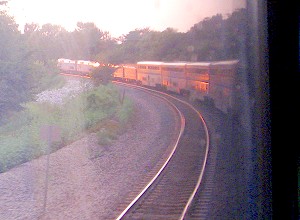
28, 60, 66, 96
0, 83, 134, 173
117, 98, 134, 125
90, 66, 114, 86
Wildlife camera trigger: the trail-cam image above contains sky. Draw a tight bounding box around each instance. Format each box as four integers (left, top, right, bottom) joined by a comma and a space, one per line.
6, 0, 245, 37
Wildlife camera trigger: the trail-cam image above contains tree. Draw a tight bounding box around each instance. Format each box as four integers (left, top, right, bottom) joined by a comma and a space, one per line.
185, 10, 247, 61
24, 22, 39, 34
117, 29, 146, 62
186, 14, 225, 61
23, 23, 68, 63
91, 66, 115, 86
73, 22, 109, 60
0, 11, 32, 120
155, 28, 188, 61
114, 28, 186, 63
223, 8, 248, 60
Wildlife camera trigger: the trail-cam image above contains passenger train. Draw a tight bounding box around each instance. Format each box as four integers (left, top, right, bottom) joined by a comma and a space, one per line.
57, 58, 100, 76
113, 60, 242, 114
57, 58, 242, 114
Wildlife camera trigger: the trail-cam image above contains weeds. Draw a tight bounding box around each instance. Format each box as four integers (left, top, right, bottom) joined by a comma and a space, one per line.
0, 83, 133, 173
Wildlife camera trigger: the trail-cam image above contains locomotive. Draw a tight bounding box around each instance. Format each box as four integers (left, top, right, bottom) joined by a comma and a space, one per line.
113, 60, 242, 114
57, 58, 100, 76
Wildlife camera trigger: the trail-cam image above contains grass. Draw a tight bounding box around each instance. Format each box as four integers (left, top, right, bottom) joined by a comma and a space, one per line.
0, 83, 134, 173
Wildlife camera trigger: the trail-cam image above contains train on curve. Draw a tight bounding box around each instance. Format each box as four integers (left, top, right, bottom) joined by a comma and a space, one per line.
57, 58, 243, 114
113, 60, 243, 114
57, 58, 100, 76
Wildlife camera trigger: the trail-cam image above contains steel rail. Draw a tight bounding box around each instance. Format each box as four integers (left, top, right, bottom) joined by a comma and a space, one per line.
113, 81, 210, 220
178, 99, 210, 220
115, 82, 186, 220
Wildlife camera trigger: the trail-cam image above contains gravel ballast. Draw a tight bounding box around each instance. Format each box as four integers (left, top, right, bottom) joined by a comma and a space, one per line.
0, 79, 179, 219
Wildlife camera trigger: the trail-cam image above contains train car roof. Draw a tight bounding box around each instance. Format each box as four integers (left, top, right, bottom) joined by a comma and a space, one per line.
77, 60, 100, 66
90, 62, 100, 67
186, 62, 211, 67
137, 61, 164, 65
77, 60, 91, 63
58, 58, 74, 63
122, 64, 137, 68
123, 63, 136, 66
161, 62, 187, 66
210, 60, 239, 66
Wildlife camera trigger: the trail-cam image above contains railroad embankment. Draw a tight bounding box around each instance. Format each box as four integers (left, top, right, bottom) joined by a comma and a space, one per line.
0, 78, 133, 173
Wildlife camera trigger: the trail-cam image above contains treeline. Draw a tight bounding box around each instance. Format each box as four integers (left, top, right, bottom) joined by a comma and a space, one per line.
20, 8, 248, 64
0, 3, 247, 119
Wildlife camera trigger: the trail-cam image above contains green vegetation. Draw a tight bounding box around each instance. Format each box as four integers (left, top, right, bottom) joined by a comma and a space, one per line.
90, 66, 115, 85
0, 84, 134, 173
28, 60, 66, 94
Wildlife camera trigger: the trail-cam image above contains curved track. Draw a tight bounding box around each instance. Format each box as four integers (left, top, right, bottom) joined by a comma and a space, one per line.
114, 83, 210, 220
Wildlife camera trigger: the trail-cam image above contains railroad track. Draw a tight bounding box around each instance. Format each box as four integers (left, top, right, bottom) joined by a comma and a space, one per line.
113, 82, 210, 220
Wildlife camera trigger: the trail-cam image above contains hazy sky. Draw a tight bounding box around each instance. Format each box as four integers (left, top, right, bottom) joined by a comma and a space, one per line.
7, 0, 245, 37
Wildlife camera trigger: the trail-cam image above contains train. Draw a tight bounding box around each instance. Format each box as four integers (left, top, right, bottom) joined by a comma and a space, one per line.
56, 58, 243, 114
57, 58, 100, 76
113, 60, 242, 114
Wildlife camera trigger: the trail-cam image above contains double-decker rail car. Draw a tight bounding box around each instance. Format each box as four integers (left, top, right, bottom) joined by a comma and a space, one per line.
136, 61, 164, 88
57, 58, 100, 76
57, 58, 76, 73
160, 62, 187, 94
209, 60, 240, 113
113, 64, 137, 82
185, 62, 210, 100
123, 64, 137, 83
113, 60, 240, 114
113, 65, 125, 80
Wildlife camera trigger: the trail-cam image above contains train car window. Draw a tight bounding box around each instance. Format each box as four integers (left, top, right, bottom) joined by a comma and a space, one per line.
200, 82, 209, 92
161, 67, 184, 72
148, 66, 160, 70
186, 68, 209, 74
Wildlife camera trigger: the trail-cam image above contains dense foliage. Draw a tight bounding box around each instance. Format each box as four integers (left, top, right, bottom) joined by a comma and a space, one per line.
91, 66, 115, 85
0, 85, 133, 172
0, 8, 63, 121
0, 10, 28, 119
